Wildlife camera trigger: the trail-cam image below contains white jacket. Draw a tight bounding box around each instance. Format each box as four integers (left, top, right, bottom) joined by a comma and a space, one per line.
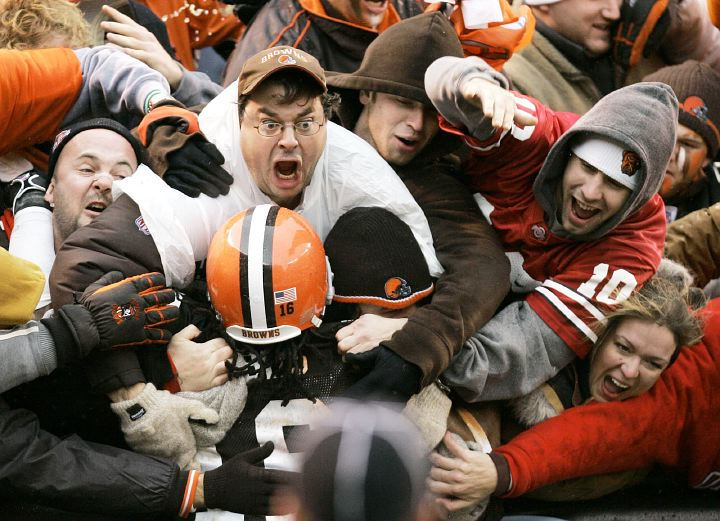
115, 80, 442, 288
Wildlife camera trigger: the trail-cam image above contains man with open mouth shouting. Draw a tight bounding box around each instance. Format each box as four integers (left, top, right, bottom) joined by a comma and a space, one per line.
424, 54, 677, 404
52, 45, 440, 301
49, 45, 441, 431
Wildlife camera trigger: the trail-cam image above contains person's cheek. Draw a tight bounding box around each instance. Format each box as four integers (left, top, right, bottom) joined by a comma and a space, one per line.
660, 174, 674, 197
683, 147, 707, 183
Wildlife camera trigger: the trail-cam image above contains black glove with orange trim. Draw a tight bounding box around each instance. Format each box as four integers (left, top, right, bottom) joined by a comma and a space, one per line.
137, 101, 232, 198
613, 0, 673, 68
42, 272, 179, 367
165, 135, 232, 198
136, 100, 200, 146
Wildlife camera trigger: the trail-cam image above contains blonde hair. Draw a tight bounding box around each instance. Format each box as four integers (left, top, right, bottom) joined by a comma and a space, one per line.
593, 259, 705, 365
0, 0, 91, 50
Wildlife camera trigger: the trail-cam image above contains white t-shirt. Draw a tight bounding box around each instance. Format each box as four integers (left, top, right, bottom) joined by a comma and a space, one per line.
115, 80, 442, 288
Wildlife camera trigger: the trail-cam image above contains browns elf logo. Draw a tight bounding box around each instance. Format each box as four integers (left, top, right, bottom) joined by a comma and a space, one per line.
682, 96, 720, 143
278, 54, 297, 65
112, 300, 140, 324
384, 277, 412, 300
682, 96, 709, 122
621, 150, 640, 176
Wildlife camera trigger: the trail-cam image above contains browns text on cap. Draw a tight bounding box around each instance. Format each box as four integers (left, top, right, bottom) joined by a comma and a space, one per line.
237, 46, 327, 96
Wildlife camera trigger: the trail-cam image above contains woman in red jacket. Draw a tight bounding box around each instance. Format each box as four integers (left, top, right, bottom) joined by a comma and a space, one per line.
427, 265, 706, 513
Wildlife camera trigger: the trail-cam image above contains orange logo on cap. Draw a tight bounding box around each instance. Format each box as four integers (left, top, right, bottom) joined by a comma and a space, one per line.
682, 96, 709, 122
278, 55, 296, 65
384, 277, 412, 300
621, 150, 640, 176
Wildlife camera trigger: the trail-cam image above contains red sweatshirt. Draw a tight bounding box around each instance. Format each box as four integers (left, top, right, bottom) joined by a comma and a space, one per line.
494, 298, 720, 496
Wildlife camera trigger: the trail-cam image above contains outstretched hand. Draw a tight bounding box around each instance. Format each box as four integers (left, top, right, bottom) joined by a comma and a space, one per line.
427, 432, 498, 513
101, 4, 183, 89
460, 77, 538, 131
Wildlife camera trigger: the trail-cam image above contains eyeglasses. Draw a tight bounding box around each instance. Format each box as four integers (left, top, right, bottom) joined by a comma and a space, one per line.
254, 120, 324, 137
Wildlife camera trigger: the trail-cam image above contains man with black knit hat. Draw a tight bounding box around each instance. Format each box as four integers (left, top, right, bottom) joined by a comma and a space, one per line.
45, 118, 146, 251
2, 118, 145, 313
425, 55, 677, 403
325, 12, 510, 397
643, 60, 720, 222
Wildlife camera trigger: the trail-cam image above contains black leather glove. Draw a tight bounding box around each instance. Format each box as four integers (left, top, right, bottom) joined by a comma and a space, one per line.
164, 135, 233, 198
204, 441, 296, 515
4, 169, 51, 213
43, 272, 179, 366
343, 345, 422, 402
613, 0, 673, 68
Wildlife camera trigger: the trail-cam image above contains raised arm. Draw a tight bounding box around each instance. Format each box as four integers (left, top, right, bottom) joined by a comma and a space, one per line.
424, 55, 536, 139
66, 45, 173, 128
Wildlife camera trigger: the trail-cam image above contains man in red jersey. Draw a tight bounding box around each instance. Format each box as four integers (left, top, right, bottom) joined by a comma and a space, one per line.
424, 55, 676, 402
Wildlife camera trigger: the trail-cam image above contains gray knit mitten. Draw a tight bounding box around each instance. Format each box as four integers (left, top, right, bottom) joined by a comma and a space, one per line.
110, 383, 219, 470
178, 376, 248, 447
403, 382, 452, 452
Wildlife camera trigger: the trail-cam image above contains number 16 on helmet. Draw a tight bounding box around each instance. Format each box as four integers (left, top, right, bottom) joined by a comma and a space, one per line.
206, 204, 330, 345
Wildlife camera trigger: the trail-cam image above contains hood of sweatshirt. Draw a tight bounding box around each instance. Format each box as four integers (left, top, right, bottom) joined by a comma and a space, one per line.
534, 81, 678, 241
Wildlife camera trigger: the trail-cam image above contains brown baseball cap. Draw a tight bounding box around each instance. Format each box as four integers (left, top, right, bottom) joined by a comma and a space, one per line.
237, 46, 327, 96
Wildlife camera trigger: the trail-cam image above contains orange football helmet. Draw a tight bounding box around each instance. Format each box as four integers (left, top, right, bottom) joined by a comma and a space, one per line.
206, 205, 329, 345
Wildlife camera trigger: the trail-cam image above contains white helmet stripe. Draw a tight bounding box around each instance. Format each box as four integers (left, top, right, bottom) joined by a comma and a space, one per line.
247, 204, 273, 329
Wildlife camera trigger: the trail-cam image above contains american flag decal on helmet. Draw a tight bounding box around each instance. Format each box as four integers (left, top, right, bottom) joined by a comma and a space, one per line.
274, 287, 297, 304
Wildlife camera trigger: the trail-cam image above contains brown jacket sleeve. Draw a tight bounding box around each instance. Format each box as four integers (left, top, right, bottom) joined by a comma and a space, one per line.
387, 165, 510, 384
50, 195, 164, 307
665, 202, 720, 288
50, 195, 168, 393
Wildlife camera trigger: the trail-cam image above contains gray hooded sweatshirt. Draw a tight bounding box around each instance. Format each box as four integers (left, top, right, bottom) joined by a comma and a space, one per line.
424, 56, 678, 401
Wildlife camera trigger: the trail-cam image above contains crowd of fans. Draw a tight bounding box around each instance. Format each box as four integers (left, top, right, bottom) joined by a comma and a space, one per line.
1, 0, 720, 520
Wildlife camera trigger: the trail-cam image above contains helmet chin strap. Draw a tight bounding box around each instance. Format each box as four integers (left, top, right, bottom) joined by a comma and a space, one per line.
224, 330, 331, 406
